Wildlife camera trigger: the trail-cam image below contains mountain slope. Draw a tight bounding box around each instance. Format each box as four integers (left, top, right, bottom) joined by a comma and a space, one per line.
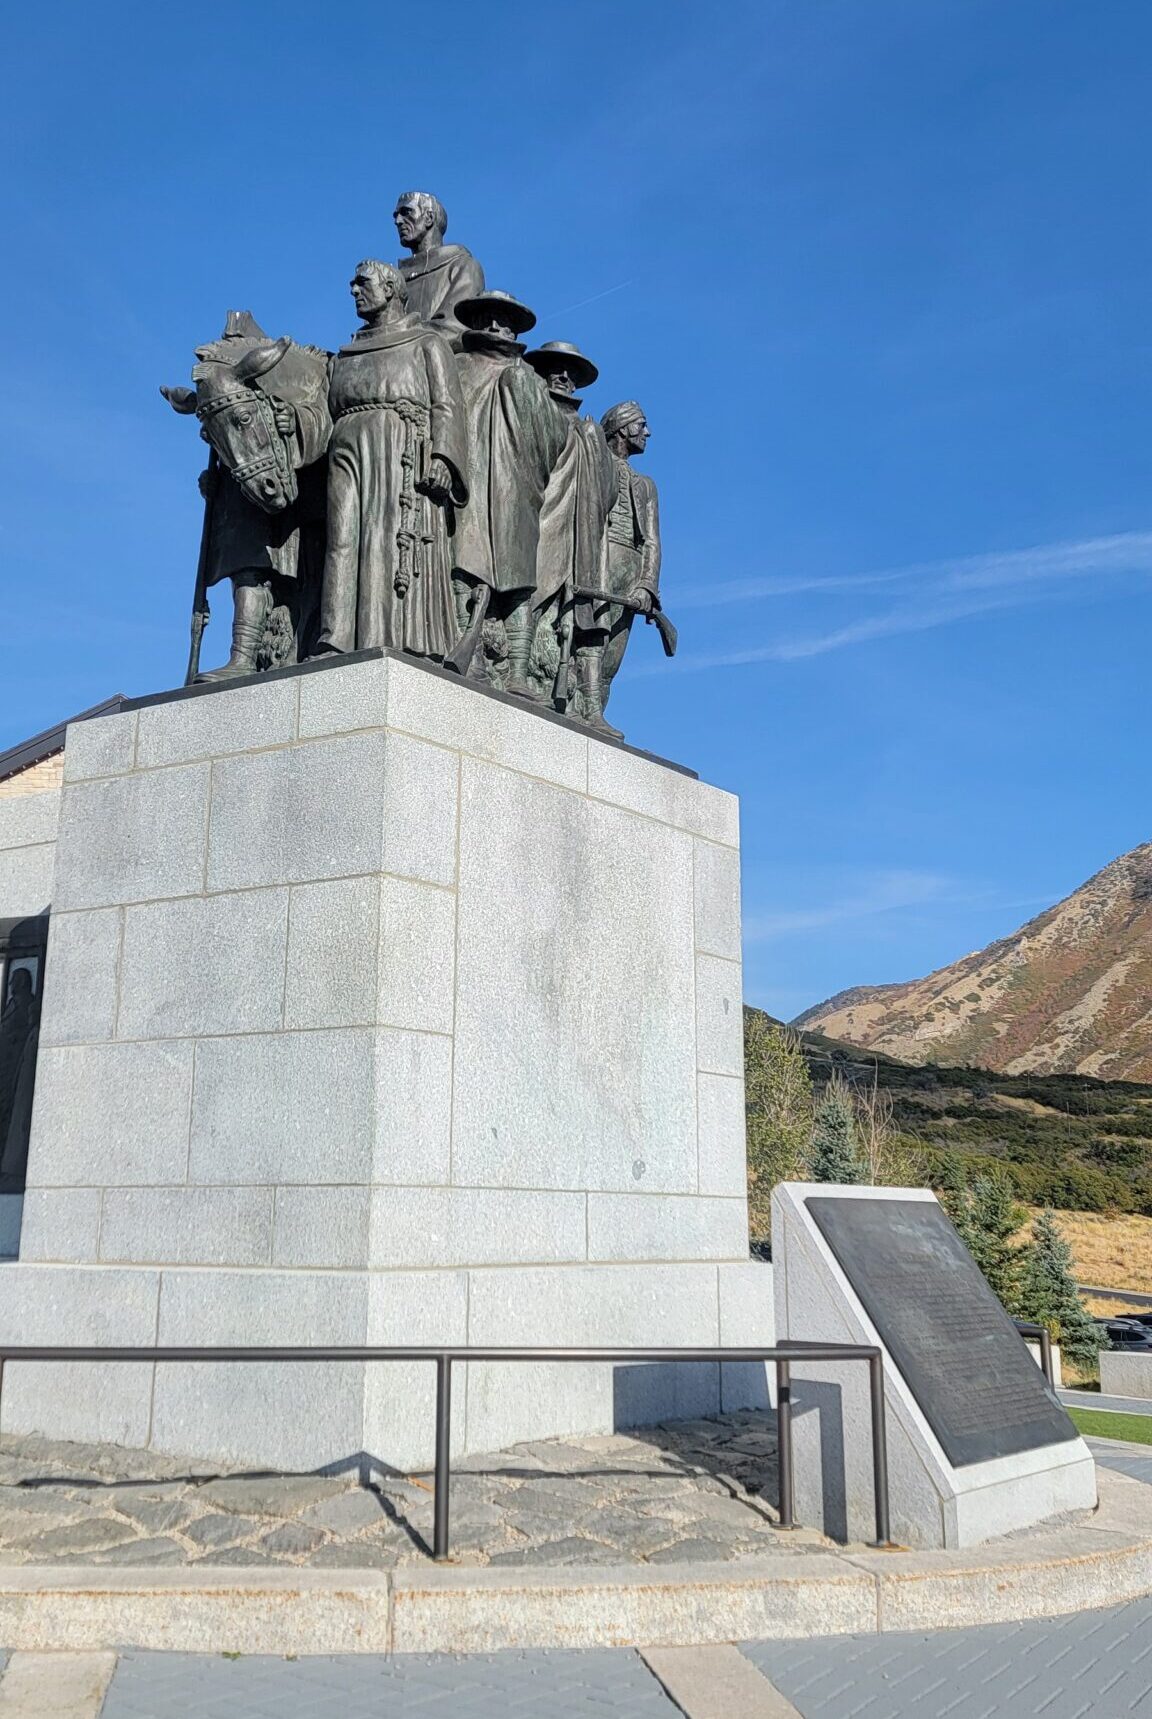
794, 843, 1152, 1080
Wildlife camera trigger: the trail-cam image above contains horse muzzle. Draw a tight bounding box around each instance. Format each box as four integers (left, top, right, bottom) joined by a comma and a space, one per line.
232, 452, 298, 515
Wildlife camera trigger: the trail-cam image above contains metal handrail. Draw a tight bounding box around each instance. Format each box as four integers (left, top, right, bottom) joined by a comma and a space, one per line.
0, 1343, 893, 1559
1014, 1320, 1055, 1387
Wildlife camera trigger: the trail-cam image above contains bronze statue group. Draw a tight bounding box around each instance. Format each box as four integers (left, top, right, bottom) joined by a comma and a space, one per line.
164, 191, 672, 738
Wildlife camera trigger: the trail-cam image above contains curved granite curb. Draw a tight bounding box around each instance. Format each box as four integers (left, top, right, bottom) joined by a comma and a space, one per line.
0, 1469, 1148, 1655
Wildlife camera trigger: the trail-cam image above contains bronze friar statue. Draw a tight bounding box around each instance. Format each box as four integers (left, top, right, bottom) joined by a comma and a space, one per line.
313, 260, 468, 662
394, 190, 484, 349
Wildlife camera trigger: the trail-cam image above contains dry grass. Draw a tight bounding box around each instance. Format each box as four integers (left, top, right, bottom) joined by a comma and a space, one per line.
1017, 1208, 1152, 1297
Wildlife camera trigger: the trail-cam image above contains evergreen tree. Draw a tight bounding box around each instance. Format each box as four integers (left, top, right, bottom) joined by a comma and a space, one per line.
965, 1172, 1028, 1314
1018, 1209, 1104, 1373
808, 1075, 866, 1184
743, 1012, 813, 1242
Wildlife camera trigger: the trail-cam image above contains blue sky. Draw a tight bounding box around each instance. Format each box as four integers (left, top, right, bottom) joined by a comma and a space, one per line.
1, 0, 1148, 1019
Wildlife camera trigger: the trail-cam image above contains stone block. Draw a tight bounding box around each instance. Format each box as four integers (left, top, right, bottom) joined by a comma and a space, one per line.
272, 1186, 371, 1269
26, 1040, 193, 1186
378, 878, 456, 1034
206, 732, 388, 891
189, 1029, 374, 1185
464, 1262, 722, 1452
284, 877, 379, 1029
53, 764, 210, 909
587, 746, 738, 847
151, 1269, 368, 1470
1100, 1351, 1152, 1398
364, 1270, 469, 1467
371, 1029, 452, 1185
696, 1072, 748, 1196
379, 732, 460, 889
0, 790, 60, 851
586, 1194, 747, 1263
17, 1188, 101, 1262
387, 657, 588, 794
136, 679, 296, 768
297, 654, 390, 740
100, 1187, 274, 1267
693, 838, 741, 960
451, 760, 697, 1193
117, 890, 289, 1039
695, 954, 744, 1076
0, 843, 54, 918
718, 1259, 776, 1412
37, 908, 121, 1047
467, 1261, 721, 1346
0, 1264, 159, 1447
368, 1187, 587, 1269
63, 710, 137, 781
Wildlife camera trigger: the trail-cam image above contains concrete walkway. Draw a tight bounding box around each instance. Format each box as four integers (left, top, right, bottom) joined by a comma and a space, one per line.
8, 1599, 1152, 1717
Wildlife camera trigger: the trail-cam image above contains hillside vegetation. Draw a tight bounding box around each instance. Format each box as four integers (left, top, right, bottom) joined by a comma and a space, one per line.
747, 1007, 1152, 1216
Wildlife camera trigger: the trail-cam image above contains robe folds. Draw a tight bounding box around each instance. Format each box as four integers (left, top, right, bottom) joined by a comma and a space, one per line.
534, 403, 616, 609
318, 316, 468, 659
453, 344, 567, 595
399, 245, 485, 345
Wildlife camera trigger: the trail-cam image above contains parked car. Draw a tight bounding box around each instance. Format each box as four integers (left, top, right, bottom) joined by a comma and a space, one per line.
1095, 1318, 1152, 1348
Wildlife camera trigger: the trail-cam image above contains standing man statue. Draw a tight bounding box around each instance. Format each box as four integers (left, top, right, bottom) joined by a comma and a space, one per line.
314, 260, 468, 662
598, 401, 663, 711
448, 293, 566, 696
394, 191, 485, 348
524, 342, 617, 729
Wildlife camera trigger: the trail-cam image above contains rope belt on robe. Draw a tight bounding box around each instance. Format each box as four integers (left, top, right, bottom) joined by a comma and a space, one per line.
332, 397, 434, 595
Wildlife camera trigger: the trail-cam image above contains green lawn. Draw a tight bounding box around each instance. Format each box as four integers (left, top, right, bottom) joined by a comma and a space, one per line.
1068, 1407, 1152, 1445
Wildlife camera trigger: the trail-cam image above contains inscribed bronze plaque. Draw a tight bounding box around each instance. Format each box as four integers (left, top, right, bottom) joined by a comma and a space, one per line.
806, 1195, 1078, 1468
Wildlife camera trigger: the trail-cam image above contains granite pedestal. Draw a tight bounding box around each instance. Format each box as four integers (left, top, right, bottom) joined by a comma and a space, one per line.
772, 1182, 1097, 1548
1, 653, 753, 1469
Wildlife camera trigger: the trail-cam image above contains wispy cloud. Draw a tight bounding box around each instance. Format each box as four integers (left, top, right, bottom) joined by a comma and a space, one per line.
744, 869, 956, 941
744, 870, 1055, 943
661, 531, 1152, 672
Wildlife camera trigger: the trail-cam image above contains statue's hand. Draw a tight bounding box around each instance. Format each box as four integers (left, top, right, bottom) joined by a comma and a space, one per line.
198, 467, 216, 499
629, 587, 654, 616
272, 400, 296, 437
419, 456, 454, 506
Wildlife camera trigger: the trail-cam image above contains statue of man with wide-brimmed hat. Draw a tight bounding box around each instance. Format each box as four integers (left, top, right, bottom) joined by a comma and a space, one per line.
447, 292, 566, 695
524, 341, 618, 730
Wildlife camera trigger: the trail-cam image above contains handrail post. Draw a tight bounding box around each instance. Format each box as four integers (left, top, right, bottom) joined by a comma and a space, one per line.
1039, 1326, 1054, 1389
776, 1357, 795, 1530
867, 1351, 893, 1548
433, 1353, 452, 1561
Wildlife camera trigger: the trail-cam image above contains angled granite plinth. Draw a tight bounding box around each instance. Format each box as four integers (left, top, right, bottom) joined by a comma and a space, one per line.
772, 1183, 1097, 1549
4, 654, 749, 1469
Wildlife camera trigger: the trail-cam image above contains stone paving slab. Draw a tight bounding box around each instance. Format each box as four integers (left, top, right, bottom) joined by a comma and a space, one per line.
742, 1595, 1152, 1718
0, 1414, 807, 1572
100, 1647, 678, 1718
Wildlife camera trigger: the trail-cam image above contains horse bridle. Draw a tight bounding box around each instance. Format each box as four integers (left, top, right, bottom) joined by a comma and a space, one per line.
197, 383, 296, 504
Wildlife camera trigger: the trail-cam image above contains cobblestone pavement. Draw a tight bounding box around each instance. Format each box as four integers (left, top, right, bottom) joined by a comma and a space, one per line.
0, 1412, 825, 1569
100, 1648, 679, 1718
743, 1596, 1152, 1717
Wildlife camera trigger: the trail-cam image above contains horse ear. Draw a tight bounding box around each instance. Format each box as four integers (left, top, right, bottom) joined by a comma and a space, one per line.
160, 385, 198, 415
234, 336, 292, 384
